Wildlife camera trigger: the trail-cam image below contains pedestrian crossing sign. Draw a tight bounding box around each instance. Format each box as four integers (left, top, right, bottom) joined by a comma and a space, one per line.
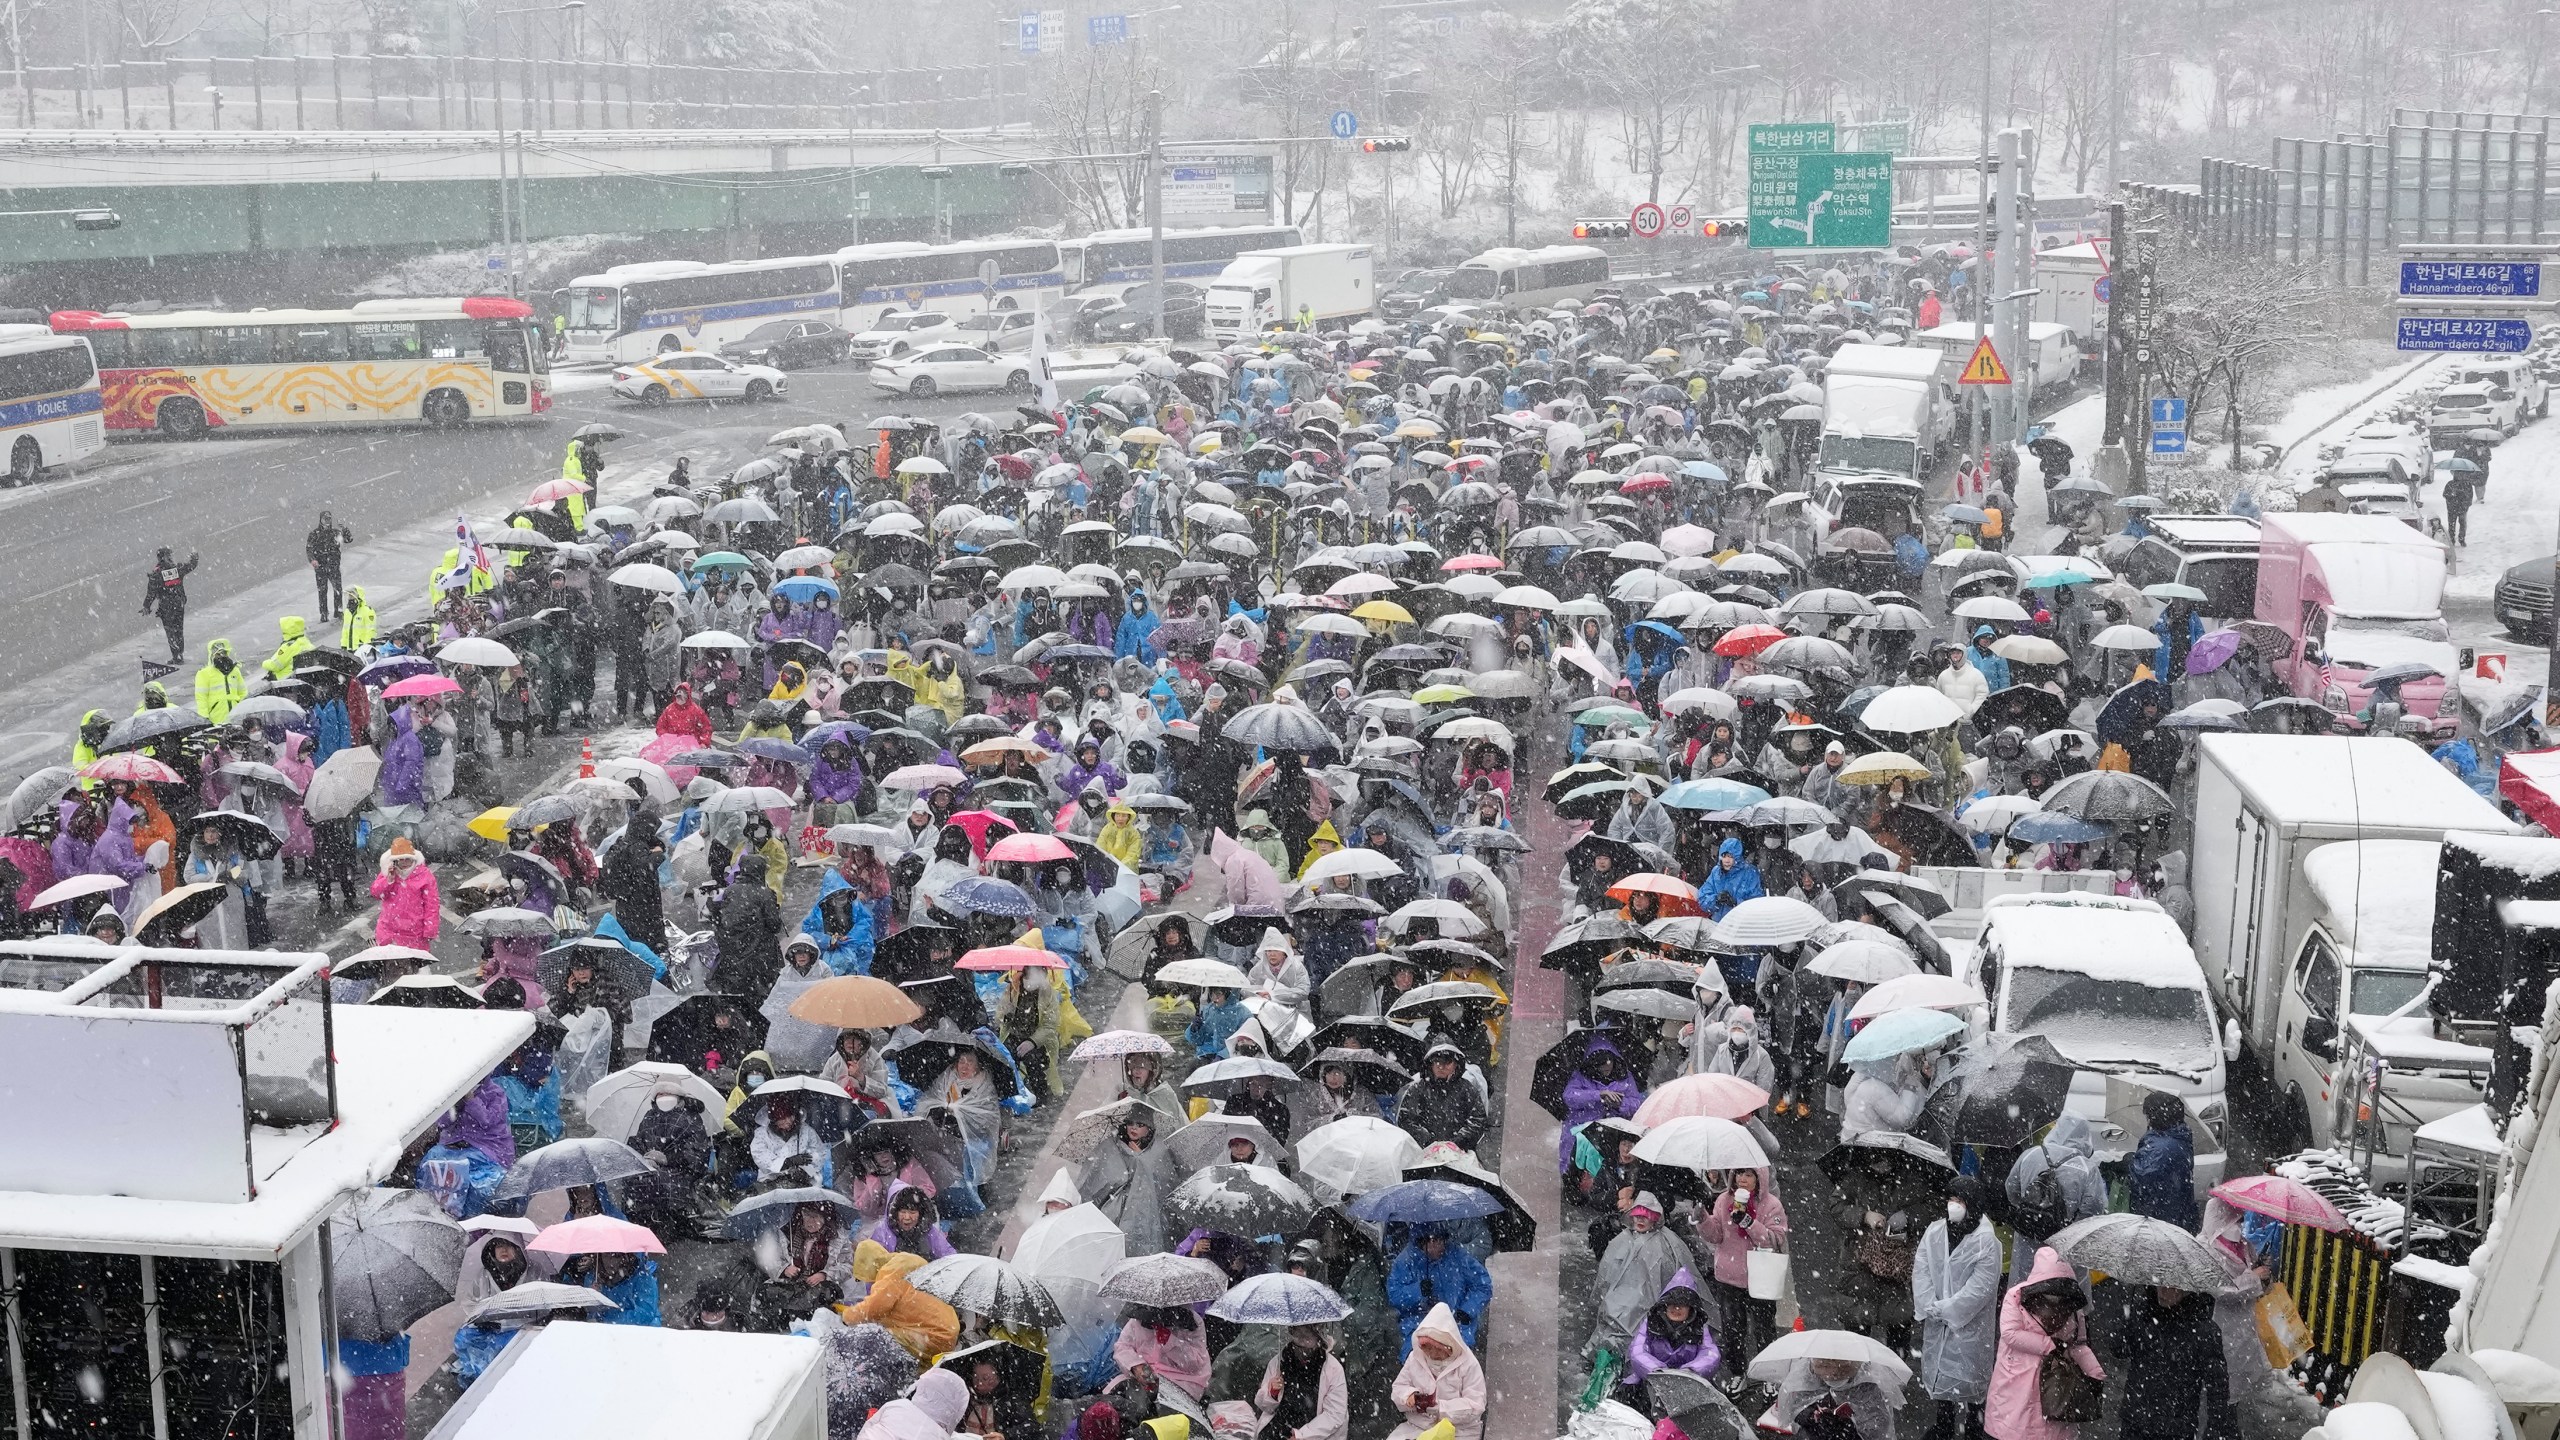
1958, 335, 2012, 386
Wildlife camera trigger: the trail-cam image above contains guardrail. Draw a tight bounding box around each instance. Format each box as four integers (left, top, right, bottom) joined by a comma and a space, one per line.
2, 53, 996, 132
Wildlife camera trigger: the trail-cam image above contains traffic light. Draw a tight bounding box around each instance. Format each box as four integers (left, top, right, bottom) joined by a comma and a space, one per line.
1694, 216, 1745, 237
1359, 137, 1412, 154
1572, 219, 1631, 239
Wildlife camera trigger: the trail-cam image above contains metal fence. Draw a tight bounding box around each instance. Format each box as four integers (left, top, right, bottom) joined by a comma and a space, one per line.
1, 53, 997, 131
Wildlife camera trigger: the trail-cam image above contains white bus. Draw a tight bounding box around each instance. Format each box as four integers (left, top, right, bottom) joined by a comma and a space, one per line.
834, 238, 1067, 333
0, 329, 107, 483
561, 257, 841, 366
1063, 223, 1305, 290
1446, 245, 1612, 309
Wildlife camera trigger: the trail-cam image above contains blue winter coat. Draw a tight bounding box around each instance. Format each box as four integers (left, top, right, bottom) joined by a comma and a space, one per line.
2128, 1121, 2201, 1231
1115, 604, 1162, 661
1967, 646, 2012, 692
1698, 838, 1764, 919
595, 1258, 662, 1326
2151, 610, 2205, 679
1386, 1234, 1493, 1353
800, 869, 879, 975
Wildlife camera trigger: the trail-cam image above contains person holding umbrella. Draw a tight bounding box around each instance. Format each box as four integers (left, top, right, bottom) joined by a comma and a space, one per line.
1386, 1225, 1491, 1356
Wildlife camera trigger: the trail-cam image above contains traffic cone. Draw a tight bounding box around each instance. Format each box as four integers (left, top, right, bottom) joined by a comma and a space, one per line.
1792, 1315, 1806, 1332
578, 735, 596, 779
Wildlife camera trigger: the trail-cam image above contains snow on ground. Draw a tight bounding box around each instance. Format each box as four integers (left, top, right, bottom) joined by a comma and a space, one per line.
2269, 355, 2447, 484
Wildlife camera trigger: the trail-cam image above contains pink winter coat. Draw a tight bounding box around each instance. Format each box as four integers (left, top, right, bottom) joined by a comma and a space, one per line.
1984, 1246, 2104, 1440
277, 733, 315, 861
370, 862, 440, 950
1111, 1316, 1212, 1397
1693, 1169, 1789, 1290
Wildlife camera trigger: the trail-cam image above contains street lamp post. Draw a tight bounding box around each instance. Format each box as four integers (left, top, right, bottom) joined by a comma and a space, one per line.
486, 2, 584, 294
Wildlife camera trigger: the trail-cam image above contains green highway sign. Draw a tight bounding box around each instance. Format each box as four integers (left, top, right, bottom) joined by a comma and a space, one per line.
1747, 122, 1835, 155
1748, 150, 1894, 250
1842, 120, 1910, 156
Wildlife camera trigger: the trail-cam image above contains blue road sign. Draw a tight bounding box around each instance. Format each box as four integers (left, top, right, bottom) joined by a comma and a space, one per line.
2150, 427, 2189, 457
2149, 396, 2186, 426
1020, 11, 1042, 53
2397, 315, 2535, 353
2399, 260, 2543, 299
1330, 110, 1359, 140
1087, 13, 1127, 43
2093, 274, 2111, 304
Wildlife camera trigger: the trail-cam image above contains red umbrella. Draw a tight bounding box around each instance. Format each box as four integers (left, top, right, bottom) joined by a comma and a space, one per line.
1713, 625, 1788, 657
988, 832, 1075, 864
383, 675, 462, 700
1608, 872, 1701, 917
942, 809, 1020, 858
1620, 474, 1673, 494
957, 944, 1067, 972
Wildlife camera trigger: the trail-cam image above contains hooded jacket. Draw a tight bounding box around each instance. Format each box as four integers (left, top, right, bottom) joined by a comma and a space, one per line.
264, 616, 313, 680
1396, 1047, 1489, 1151
2004, 1113, 2109, 1242
370, 857, 440, 950
1625, 1268, 1720, 1383
341, 587, 378, 649
800, 869, 879, 976
1385, 1229, 1492, 1351
1698, 838, 1764, 919
1388, 1302, 1488, 1440
1096, 802, 1145, 870
856, 1359, 970, 1440
1558, 1038, 1644, 1169
1114, 595, 1162, 661
2129, 1119, 2201, 1231
1244, 927, 1312, 1012
1913, 1193, 2005, 1400
1985, 1247, 2103, 1440
843, 1243, 961, 1360
195, 641, 248, 722
712, 854, 786, 995
1603, 794, 1675, 850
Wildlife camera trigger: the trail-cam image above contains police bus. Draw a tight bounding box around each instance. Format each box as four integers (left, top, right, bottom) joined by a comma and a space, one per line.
0, 328, 106, 484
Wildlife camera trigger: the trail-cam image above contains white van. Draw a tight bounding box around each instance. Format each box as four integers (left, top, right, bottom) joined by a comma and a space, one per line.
1966, 893, 2234, 1189
2454, 357, 2549, 426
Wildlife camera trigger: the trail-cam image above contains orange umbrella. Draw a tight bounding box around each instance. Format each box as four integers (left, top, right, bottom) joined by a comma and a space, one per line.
1609, 872, 1701, 917
788, 974, 925, 1028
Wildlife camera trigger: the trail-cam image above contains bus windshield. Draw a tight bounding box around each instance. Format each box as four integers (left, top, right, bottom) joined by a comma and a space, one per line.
1445, 267, 1500, 300
567, 288, 622, 332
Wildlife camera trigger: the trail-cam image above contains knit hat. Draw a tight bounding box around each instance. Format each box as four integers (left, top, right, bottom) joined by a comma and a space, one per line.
386, 837, 421, 863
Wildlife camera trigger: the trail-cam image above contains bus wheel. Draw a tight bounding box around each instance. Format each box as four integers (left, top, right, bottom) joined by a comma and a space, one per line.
657, 335, 683, 354
7, 437, 40, 487
422, 389, 471, 428
641, 384, 669, 407
155, 399, 208, 439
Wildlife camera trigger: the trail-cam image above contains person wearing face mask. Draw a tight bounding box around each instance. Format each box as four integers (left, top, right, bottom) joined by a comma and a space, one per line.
1913, 1175, 2003, 1440
623, 1084, 713, 1237
1704, 1005, 1778, 1089
1698, 1165, 1789, 1374
1114, 588, 1162, 662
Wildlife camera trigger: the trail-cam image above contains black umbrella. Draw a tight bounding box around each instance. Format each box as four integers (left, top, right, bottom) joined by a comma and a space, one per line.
1917, 1033, 2075, 1150
195, 808, 282, 860
1167, 1162, 1319, 1237
100, 706, 210, 755
538, 934, 659, 997
1976, 685, 2069, 735
1541, 913, 1645, 974
1564, 832, 1644, 880
1308, 1016, 1429, 1073
643, 993, 768, 1066
1530, 1028, 1629, 1120
888, 1023, 1014, 1087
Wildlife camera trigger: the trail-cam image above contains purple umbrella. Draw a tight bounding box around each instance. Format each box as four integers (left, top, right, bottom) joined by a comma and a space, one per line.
2185, 629, 2245, 675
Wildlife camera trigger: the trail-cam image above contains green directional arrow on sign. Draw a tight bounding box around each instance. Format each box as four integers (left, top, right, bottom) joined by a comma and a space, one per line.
1748, 150, 1893, 250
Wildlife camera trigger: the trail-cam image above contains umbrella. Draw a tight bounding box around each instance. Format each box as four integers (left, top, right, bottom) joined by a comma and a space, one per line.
1849, 973, 1989, 1021
1099, 1253, 1230, 1306
1919, 1033, 2076, 1149
1180, 1055, 1303, 1100
463, 906, 557, 939
1744, 1329, 1913, 1387
98, 707, 208, 754
495, 1137, 653, 1200
1225, 702, 1338, 753
1296, 1116, 1425, 1198
1167, 1163, 1318, 1236
1072, 1029, 1175, 1060
6, 767, 74, 829
1630, 1115, 1770, 1171
527, 1214, 665, 1256
468, 1282, 616, 1326
2048, 1213, 2231, 1291
1712, 895, 1828, 948
1165, 1114, 1287, 1173
909, 1254, 1065, 1328
720, 1185, 862, 1237
1157, 957, 1253, 990
1632, 1073, 1771, 1126
1841, 1007, 1965, 1063
1806, 939, 1922, 984
329, 1188, 463, 1341
226, 693, 305, 725
583, 1062, 729, 1141
1345, 1178, 1504, 1225
2040, 769, 2173, 824
1206, 1272, 1353, 1325
2209, 1174, 2349, 1231
1859, 685, 1966, 733
82, 753, 181, 784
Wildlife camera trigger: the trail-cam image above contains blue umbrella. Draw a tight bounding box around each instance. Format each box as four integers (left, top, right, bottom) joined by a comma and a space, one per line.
1042, 644, 1117, 663
1681, 460, 1728, 483
735, 737, 812, 764
1841, 1007, 1966, 1064
803, 721, 870, 749
1660, 777, 1774, 811
1632, 620, 1686, 643
1942, 503, 1989, 525
1345, 1178, 1505, 1226
1204, 1272, 1354, 1325
773, 576, 840, 603
2020, 568, 2096, 589
943, 875, 1038, 918
2006, 811, 2112, 844
359, 654, 438, 685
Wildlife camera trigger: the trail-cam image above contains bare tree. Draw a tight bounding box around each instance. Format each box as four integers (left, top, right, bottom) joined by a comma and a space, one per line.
1034, 40, 1159, 232
2143, 229, 2334, 458
1560, 0, 1730, 205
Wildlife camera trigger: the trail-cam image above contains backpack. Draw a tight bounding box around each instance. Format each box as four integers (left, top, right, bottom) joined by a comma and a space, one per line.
2010, 1147, 2070, 1240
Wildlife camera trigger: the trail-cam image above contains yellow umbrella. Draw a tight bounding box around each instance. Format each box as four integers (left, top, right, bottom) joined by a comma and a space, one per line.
1393, 420, 1443, 440
1414, 684, 1477, 704
468, 806, 518, 842
1352, 600, 1415, 625
961, 736, 1053, 765
1837, 751, 1932, 786
1120, 426, 1169, 446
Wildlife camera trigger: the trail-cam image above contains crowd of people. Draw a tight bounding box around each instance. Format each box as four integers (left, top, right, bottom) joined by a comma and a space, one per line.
22, 269, 2438, 1440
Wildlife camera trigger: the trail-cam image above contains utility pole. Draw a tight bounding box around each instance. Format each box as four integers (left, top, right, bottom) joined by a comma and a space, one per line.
2104, 0, 2120, 195
2097, 199, 2130, 494
1971, 0, 1994, 460
1146, 87, 1166, 340
1990, 126, 2021, 462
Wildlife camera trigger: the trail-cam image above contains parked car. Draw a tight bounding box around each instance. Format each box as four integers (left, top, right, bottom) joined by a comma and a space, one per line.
1380, 267, 1457, 319
847, 311, 957, 364
948, 310, 1039, 353
869, 344, 1034, 398
1083, 282, 1205, 342
610, 352, 787, 405
2496, 553, 2556, 641
2429, 381, 2521, 443
718, 318, 850, 371
2336, 421, 2432, 482
2455, 357, 2550, 424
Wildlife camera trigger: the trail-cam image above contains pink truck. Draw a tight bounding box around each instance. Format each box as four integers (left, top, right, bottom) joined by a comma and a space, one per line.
2252, 512, 2455, 727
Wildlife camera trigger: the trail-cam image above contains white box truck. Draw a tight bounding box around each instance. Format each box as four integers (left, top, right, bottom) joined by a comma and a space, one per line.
1204, 244, 1374, 338
2033, 241, 2109, 344
2189, 734, 2512, 1148
1912, 321, 2082, 408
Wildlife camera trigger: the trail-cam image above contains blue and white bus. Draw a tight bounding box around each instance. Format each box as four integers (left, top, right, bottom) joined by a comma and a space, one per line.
1063, 223, 1304, 290
0, 329, 106, 486
833, 238, 1067, 333
561, 257, 841, 366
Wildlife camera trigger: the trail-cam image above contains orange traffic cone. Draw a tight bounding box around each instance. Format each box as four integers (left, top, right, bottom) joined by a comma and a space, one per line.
578, 735, 596, 779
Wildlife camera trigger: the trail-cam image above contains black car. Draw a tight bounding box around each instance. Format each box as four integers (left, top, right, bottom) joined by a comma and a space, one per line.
1083, 282, 1206, 342
2497, 553, 2556, 641
1380, 267, 1456, 319
718, 318, 850, 371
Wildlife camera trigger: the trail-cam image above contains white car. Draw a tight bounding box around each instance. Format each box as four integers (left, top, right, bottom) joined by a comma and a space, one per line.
2336, 422, 2431, 483
869, 344, 1034, 398
2430, 381, 2521, 441
609, 352, 788, 406
949, 310, 1039, 353
847, 311, 957, 364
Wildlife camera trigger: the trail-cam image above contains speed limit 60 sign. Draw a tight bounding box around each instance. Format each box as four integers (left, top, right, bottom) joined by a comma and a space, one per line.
1630, 202, 1666, 238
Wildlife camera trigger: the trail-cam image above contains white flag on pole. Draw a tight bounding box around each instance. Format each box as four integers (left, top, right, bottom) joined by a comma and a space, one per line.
1028, 303, 1060, 413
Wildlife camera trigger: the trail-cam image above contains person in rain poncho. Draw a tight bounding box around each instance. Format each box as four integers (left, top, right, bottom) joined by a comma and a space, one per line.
867, 1181, 957, 1260
1077, 1106, 1177, 1256
1244, 926, 1312, 1013
1386, 1224, 1492, 1356
1839, 1052, 1929, 1143
1985, 1247, 2104, 1440
1256, 1326, 1349, 1440
911, 827, 978, 927
1604, 785, 1675, 850
839, 1133, 937, 1227
1913, 1174, 2003, 1438
1704, 1006, 1778, 1090
921, 1046, 1004, 1207
1186, 985, 1252, 1061
749, 1098, 827, 1186
1558, 1036, 1644, 1172
755, 1200, 856, 1307
1772, 1355, 1907, 1440
2199, 1196, 2278, 1403
1620, 1268, 1720, 1401
1115, 1052, 1190, 1133
856, 1362, 970, 1440
1698, 837, 1763, 920
1111, 1303, 1213, 1397
1096, 800, 1145, 871
1590, 1193, 1696, 1357
843, 1243, 962, 1360
2003, 1113, 2108, 1250
1388, 1302, 1487, 1440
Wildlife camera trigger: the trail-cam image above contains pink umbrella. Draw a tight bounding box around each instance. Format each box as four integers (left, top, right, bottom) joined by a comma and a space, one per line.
2209, 1174, 2348, 1232
988, 832, 1075, 865
80, 754, 180, 784
1633, 1072, 1772, 1126
382, 675, 461, 700
941, 809, 1019, 858
526, 1214, 666, 1255
1440, 554, 1504, 572
637, 734, 702, 788
526, 477, 589, 504
957, 943, 1067, 971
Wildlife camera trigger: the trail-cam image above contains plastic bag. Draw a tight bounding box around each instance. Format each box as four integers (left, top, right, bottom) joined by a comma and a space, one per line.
554, 1007, 614, 1119
1574, 1350, 1624, 1412
2255, 1282, 2311, 1368
1564, 1397, 1650, 1440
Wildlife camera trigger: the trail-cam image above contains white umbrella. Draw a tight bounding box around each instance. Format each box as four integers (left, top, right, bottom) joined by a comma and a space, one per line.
1295, 1116, 1424, 1199
1662, 687, 1738, 720
1849, 973, 1989, 1021
680, 630, 752, 650
1859, 685, 1966, 733
1992, 634, 2069, 665
1493, 584, 1560, 611
1952, 595, 2031, 623
303, 746, 382, 822
1300, 848, 1402, 885
1629, 1115, 1769, 1171
584, 1061, 729, 1141
609, 562, 685, 596
1744, 1329, 1913, 1387
1001, 564, 1070, 591
1804, 939, 1920, 984
2093, 624, 2160, 651
439, 636, 518, 668
1711, 894, 1829, 948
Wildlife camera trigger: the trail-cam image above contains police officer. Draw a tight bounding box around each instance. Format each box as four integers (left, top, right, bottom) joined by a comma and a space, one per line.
140, 547, 201, 664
